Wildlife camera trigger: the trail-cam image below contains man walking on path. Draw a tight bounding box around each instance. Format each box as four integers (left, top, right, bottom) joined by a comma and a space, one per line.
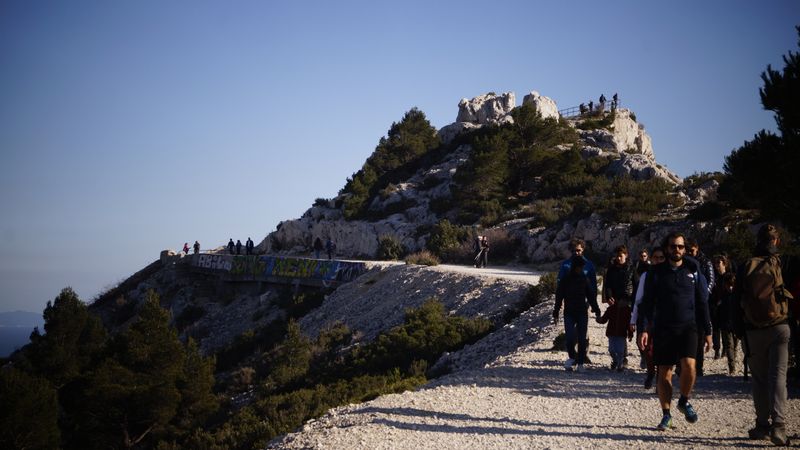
554, 255, 601, 372
193, 240, 200, 255
736, 224, 793, 446
638, 232, 712, 431
557, 238, 598, 362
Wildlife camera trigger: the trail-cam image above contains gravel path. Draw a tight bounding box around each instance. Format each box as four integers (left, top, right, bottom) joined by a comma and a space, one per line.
268, 266, 800, 449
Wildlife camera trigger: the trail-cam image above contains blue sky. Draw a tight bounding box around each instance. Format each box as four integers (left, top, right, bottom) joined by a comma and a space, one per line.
0, 0, 797, 314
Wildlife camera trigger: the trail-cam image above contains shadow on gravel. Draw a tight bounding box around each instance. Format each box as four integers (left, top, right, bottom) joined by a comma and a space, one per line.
430, 365, 754, 401
356, 408, 752, 447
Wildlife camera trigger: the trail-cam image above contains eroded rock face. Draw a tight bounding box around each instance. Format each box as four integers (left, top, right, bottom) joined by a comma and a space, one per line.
606, 153, 681, 184
456, 92, 516, 125
610, 109, 654, 157
514, 214, 684, 264
522, 91, 559, 120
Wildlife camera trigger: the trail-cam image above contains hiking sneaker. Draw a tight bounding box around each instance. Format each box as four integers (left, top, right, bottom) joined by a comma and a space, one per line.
748, 424, 770, 440
575, 364, 586, 373
657, 415, 673, 431
677, 402, 698, 423
770, 424, 789, 446
564, 358, 575, 371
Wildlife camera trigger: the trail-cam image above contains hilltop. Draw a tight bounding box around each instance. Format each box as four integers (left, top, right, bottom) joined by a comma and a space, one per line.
261, 91, 725, 266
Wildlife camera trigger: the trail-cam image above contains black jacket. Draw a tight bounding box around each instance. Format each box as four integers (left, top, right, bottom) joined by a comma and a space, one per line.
638, 257, 711, 335
555, 272, 601, 316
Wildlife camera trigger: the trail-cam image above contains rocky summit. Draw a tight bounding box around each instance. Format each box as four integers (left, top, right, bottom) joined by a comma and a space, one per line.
261, 90, 713, 264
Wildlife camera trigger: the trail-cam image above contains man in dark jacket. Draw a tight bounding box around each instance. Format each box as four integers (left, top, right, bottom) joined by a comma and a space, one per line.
736, 224, 792, 445
638, 232, 711, 431
554, 256, 601, 372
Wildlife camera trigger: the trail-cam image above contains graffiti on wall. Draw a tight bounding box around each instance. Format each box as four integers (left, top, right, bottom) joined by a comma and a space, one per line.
192, 254, 367, 284
196, 254, 232, 271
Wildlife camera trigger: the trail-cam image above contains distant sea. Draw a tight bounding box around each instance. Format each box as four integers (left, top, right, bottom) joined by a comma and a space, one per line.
0, 311, 43, 357
0, 326, 35, 357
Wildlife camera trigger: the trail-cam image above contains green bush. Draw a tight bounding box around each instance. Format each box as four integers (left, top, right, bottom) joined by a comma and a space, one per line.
480, 228, 521, 264
688, 201, 728, 221
377, 235, 405, 260
352, 298, 493, 374
587, 175, 674, 223
405, 251, 440, 266
576, 110, 616, 130
526, 272, 557, 307
426, 220, 471, 258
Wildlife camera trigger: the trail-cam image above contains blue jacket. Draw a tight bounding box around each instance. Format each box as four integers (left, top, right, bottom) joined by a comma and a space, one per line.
557, 255, 598, 301
638, 257, 711, 335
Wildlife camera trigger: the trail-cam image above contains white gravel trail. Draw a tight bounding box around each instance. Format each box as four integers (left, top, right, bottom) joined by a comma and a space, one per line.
269, 267, 800, 449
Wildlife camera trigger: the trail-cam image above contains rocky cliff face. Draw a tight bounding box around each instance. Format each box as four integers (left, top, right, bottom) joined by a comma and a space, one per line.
260, 90, 697, 264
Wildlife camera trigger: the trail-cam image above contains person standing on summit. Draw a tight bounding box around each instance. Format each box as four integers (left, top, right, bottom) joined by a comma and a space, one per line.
638, 232, 712, 431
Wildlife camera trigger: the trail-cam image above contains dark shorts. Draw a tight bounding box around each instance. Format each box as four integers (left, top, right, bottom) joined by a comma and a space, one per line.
653, 327, 698, 366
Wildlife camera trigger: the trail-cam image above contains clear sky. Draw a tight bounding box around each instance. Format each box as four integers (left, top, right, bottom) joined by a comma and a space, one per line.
0, 0, 797, 314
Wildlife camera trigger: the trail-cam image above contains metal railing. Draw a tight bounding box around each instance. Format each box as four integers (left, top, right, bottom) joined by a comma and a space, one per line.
559, 100, 621, 119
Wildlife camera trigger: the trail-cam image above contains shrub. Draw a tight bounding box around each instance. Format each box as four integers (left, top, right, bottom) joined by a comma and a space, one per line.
526, 272, 557, 307
480, 228, 521, 264
313, 198, 329, 207
352, 298, 493, 374
576, 110, 616, 130
376, 235, 405, 260
426, 219, 471, 258
405, 251, 440, 266
688, 201, 728, 221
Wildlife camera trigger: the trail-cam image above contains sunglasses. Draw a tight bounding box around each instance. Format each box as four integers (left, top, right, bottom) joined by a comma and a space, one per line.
669, 244, 685, 250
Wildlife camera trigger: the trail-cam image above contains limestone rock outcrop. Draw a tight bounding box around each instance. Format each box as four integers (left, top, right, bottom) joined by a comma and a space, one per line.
522, 91, 559, 120
606, 153, 681, 184
455, 92, 515, 125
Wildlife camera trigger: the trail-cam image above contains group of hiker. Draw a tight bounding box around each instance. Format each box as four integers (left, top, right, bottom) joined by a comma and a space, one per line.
182, 241, 201, 255
227, 238, 255, 255
312, 237, 336, 260
579, 93, 619, 116
553, 225, 797, 444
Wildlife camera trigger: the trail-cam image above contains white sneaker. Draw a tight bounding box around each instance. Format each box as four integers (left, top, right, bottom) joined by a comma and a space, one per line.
564, 358, 575, 371
575, 364, 586, 373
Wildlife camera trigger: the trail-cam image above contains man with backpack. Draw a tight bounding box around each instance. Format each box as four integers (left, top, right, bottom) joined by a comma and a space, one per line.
736, 224, 793, 446
637, 232, 712, 431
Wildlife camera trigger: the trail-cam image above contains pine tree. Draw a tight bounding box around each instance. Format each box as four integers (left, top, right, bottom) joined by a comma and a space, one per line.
723, 27, 800, 231
25, 287, 106, 388
341, 108, 439, 219
0, 368, 60, 450
83, 291, 217, 449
